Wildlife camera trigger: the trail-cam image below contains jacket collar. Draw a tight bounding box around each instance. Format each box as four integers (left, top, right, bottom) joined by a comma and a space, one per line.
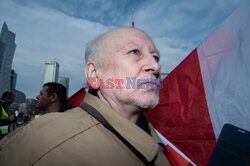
83, 93, 162, 162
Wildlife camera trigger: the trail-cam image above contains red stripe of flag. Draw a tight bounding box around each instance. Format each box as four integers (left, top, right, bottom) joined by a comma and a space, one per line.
146, 49, 216, 166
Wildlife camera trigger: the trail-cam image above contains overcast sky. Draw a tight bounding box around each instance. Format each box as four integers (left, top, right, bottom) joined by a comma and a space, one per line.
0, 0, 245, 99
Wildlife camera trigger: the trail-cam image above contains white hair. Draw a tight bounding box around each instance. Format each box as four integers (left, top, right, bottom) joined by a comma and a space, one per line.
85, 34, 106, 67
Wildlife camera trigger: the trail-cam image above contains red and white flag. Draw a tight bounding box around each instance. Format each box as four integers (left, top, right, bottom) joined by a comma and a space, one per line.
146, 0, 250, 165
156, 129, 196, 166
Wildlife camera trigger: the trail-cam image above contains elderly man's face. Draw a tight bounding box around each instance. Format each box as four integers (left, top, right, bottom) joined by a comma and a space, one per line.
97, 28, 160, 110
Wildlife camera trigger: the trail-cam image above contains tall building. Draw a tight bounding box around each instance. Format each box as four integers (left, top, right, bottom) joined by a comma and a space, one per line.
58, 77, 70, 96
10, 69, 17, 91
41, 60, 59, 86
0, 22, 16, 96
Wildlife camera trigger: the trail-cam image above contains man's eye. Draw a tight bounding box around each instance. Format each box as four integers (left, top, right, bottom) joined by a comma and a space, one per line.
129, 49, 140, 55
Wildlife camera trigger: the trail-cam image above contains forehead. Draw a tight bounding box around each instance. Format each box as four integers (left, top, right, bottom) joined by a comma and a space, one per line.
103, 28, 157, 52
41, 86, 48, 92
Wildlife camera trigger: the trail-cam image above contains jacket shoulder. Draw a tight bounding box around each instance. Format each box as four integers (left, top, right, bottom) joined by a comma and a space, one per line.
0, 107, 99, 165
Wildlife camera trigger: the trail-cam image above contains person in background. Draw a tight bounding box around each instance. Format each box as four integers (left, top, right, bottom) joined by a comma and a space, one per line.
36, 82, 73, 114
0, 91, 15, 139
0, 27, 170, 165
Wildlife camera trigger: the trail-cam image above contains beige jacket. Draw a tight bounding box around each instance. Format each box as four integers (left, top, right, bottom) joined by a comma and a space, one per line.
0, 93, 170, 166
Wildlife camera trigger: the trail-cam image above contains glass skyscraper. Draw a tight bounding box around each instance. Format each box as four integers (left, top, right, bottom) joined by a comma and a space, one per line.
41, 60, 59, 86
0, 22, 16, 97
58, 77, 70, 96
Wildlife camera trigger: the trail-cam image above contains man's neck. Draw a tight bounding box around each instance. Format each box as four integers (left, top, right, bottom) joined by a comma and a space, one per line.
45, 103, 61, 114
97, 91, 143, 123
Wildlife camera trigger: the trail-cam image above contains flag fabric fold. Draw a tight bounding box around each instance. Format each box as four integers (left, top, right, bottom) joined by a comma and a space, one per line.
66, 87, 86, 106
155, 129, 196, 166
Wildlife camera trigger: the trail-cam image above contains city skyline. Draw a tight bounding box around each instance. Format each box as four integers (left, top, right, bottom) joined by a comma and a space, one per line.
0, 0, 246, 98
0, 22, 16, 96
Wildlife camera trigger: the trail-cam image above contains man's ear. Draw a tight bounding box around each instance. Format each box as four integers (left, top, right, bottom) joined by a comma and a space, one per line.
85, 61, 100, 89
49, 93, 57, 103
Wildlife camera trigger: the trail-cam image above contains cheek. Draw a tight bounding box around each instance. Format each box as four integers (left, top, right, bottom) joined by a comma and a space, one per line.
100, 60, 140, 81
115, 58, 138, 75
40, 97, 47, 103
118, 89, 135, 100
114, 67, 138, 80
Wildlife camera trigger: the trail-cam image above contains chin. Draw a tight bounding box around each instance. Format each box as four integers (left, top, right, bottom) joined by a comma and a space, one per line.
131, 94, 159, 109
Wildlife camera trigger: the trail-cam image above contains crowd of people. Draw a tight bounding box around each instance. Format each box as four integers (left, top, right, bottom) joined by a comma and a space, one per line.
0, 27, 171, 166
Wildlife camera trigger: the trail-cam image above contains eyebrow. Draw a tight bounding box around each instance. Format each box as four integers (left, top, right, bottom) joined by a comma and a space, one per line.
120, 40, 160, 58
150, 49, 160, 57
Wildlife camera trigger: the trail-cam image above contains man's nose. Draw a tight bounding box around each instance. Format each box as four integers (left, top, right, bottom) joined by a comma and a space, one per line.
143, 55, 161, 76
